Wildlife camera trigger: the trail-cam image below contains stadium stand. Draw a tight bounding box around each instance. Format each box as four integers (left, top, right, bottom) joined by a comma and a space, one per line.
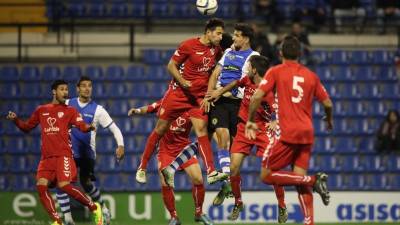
1, 48, 399, 192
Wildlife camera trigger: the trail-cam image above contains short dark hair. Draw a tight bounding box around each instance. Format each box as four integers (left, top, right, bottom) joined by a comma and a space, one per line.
234, 23, 254, 42
220, 33, 233, 51
77, 76, 92, 87
51, 80, 68, 90
281, 35, 301, 60
249, 55, 270, 77
204, 18, 225, 32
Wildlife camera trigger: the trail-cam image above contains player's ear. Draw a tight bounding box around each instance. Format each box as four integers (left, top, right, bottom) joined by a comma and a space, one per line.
52, 89, 56, 96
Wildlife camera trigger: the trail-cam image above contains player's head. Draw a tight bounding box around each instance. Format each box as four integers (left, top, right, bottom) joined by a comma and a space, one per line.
76, 76, 93, 99
51, 80, 68, 104
233, 23, 254, 50
248, 55, 270, 79
220, 32, 233, 51
387, 109, 399, 123
204, 18, 225, 46
280, 35, 301, 60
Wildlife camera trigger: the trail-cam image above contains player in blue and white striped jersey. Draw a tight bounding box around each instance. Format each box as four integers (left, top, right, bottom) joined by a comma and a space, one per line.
56, 76, 124, 225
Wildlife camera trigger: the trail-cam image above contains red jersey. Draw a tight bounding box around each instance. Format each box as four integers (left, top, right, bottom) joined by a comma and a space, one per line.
237, 76, 274, 129
146, 100, 192, 154
171, 37, 222, 98
258, 61, 329, 144
14, 103, 91, 159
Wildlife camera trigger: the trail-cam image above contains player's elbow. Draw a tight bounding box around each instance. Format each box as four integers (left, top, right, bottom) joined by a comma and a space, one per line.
322, 98, 333, 109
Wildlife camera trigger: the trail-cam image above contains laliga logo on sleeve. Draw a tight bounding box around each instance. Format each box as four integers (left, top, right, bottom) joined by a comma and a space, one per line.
45, 117, 60, 132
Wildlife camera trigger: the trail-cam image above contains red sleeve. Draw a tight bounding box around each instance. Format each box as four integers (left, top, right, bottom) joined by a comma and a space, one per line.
237, 76, 248, 88
314, 78, 329, 102
146, 100, 162, 113
69, 108, 91, 132
258, 68, 276, 94
171, 40, 191, 65
14, 107, 40, 133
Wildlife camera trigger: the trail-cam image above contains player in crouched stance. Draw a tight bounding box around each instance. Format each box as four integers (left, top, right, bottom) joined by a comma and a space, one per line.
129, 101, 214, 225
6, 80, 104, 225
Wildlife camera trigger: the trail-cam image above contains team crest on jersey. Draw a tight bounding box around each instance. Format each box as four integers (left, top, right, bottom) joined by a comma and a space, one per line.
228, 53, 235, 60
45, 117, 60, 133
57, 112, 64, 118
176, 117, 186, 126
212, 118, 218, 125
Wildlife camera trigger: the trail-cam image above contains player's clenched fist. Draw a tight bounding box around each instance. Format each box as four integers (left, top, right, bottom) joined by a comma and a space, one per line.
128, 108, 142, 116
6, 111, 17, 121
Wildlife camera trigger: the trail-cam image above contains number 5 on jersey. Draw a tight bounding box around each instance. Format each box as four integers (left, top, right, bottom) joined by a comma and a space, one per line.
292, 76, 304, 103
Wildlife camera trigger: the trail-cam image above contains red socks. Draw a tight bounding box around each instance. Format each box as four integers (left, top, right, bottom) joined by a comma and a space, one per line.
273, 185, 286, 208
230, 175, 243, 206
162, 186, 177, 218
263, 171, 316, 186
296, 186, 314, 225
60, 184, 96, 211
37, 185, 62, 224
192, 184, 205, 217
139, 131, 161, 169
197, 135, 215, 174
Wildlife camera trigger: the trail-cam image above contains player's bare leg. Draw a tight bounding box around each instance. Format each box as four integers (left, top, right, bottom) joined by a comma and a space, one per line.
191, 117, 228, 184
184, 164, 214, 225
137, 118, 171, 183
226, 153, 245, 219
57, 181, 103, 225
36, 178, 63, 225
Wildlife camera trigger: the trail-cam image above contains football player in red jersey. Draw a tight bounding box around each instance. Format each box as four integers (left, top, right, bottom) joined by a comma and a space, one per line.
129, 100, 214, 225
136, 18, 228, 186
247, 36, 333, 225
208, 55, 288, 222
6, 80, 104, 225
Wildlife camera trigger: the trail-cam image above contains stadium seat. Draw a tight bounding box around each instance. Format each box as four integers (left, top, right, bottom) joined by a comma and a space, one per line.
106, 65, 125, 81
387, 155, 400, 172
349, 50, 370, 65
0, 66, 19, 81
130, 0, 146, 18
151, 0, 170, 18
101, 175, 125, 191
63, 66, 82, 82
42, 65, 61, 80
0, 174, 8, 190
86, 65, 104, 80
9, 156, 31, 173
5, 138, 28, 154
129, 83, 150, 98
21, 83, 43, 98
371, 50, 394, 65
315, 66, 333, 81
353, 66, 375, 81
64, 2, 86, 17
330, 50, 349, 65
87, 3, 106, 17
126, 65, 146, 81
0, 156, 7, 172
12, 174, 35, 191
146, 66, 169, 81
377, 66, 397, 81
20, 66, 41, 81
96, 137, 116, 153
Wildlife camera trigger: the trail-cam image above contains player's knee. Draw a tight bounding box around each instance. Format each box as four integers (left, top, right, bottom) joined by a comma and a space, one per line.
57, 181, 70, 188
191, 176, 203, 185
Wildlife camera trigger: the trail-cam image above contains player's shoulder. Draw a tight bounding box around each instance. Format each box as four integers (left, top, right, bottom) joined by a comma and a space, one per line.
182, 37, 199, 46
249, 49, 260, 56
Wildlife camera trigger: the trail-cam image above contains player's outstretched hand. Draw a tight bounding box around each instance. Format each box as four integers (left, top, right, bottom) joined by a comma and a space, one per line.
179, 78, 192, 89
245, 121, 258, 140
115, 146, 125, 163
128, 108, 141, 116
6, 111, 17, 121
323, 116, 333, 132
209, 90, 222, 103
201, 97, 212, 113
88, 123, 96, 131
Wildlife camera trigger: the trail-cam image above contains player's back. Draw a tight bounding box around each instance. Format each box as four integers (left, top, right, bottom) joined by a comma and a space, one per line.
266, 61, 327, 144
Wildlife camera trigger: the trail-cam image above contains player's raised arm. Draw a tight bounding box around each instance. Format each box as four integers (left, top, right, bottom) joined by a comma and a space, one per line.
8, 108, 40, 133
128, 100, 162, 116
314, 79, 333, 131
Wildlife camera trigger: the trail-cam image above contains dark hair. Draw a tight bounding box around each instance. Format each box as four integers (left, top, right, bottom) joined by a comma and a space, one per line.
386, 109, 399, 122
51, 80, 68, 90
220, 33, 233, 51
77, 76, 92, 87
281, 35, 301, 60
234, 23, 254, 42
204, 18, 225, 32
249, 55, 270, 77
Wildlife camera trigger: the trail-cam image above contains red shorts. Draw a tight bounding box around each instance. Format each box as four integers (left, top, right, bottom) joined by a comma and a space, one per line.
36, 156, 77, 183
262, 140, 312, 170
158, 88, 207, 121
157, 152, 198, 171
231, 122, 275, 157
